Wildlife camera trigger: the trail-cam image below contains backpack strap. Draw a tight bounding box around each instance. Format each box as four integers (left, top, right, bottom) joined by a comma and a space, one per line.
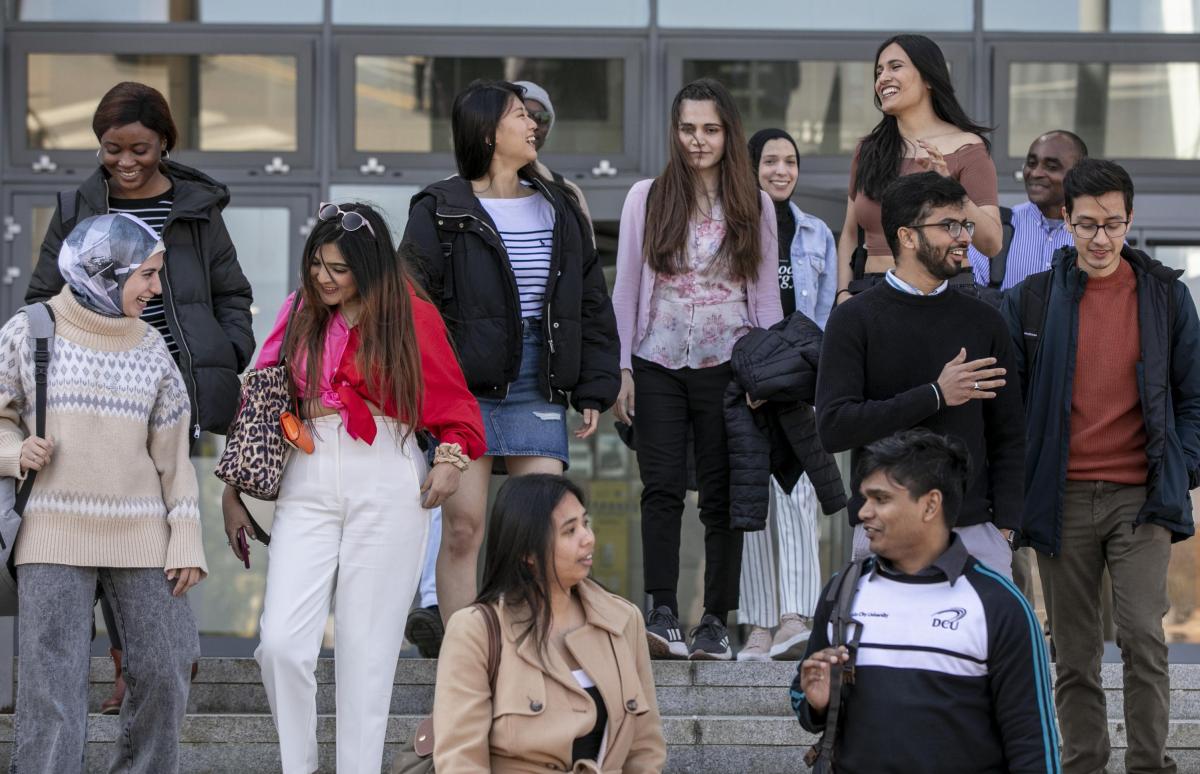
3, 303, 56, 545
988, 206, 1014, 290
474, 602, 503, 690
805, 557, 867, 771
1018, 269, 1054, 379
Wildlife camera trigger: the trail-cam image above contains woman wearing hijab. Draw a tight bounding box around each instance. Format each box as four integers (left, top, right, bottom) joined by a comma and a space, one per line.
0, 213, 206, 773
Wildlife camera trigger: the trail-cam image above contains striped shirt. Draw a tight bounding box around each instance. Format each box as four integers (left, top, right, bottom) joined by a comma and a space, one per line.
968, 201, 1074, 291
479, 192, 555, 319
108, 191, 180, 358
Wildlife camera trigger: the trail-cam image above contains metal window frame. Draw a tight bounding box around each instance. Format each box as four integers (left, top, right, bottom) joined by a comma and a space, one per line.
660, 33, 975, 181
990, 37, 1200, 182
5, 29, 317, 183
333, 32, 646, 180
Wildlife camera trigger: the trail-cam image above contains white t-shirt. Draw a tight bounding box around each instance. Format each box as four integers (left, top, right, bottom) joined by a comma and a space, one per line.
479, 192, 555, 319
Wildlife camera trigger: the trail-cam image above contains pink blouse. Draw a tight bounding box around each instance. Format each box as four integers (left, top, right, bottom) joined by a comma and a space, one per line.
635, 201, 752, 369
611, 179, 784, 371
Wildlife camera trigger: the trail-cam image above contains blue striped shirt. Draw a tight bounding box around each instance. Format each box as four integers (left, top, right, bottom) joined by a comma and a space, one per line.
479, 193, 554, 319
968, 201, 1074, 291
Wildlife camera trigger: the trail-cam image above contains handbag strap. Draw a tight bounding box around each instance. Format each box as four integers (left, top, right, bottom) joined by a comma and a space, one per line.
278, 291, 304, 415
474, 602, 503, 690
14, 304, 54, 518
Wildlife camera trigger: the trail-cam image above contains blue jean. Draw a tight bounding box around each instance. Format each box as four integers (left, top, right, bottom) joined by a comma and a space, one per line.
11, 564, 199, 774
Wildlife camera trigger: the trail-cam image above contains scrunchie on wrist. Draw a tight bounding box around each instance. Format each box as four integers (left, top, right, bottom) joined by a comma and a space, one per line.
433, 442, 470, 472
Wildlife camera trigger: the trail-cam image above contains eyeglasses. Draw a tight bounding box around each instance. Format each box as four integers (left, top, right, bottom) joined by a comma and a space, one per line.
906, 219, 975, 239
1069, 220, 1129, 239
528, 110, 553, 126
317, 202, 376, 238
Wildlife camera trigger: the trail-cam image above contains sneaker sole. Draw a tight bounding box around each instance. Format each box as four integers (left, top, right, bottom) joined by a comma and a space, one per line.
736, 650, 770, 662
689, 648, 733, 661
769, 635, 811, 661
646, 632, 688, 660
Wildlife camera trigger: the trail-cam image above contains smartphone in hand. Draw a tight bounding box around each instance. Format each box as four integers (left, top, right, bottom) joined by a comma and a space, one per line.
236, 527, 250, 570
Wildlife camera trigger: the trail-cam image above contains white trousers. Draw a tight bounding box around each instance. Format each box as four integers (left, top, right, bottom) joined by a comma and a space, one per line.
418, 507, 441, 609
738, 475, 822, 627
255, 416, 430, 774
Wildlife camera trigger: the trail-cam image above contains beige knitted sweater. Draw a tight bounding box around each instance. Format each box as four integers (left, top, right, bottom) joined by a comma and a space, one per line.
0, 290, 206, 572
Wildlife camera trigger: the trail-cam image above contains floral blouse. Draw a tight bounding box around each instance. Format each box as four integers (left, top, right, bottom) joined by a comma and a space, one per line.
635, 203, 752, 369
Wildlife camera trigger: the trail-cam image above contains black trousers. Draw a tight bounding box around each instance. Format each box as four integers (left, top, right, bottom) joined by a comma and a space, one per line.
632, 356, 742, 617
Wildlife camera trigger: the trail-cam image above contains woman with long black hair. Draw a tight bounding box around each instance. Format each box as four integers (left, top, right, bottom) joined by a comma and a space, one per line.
611, 78, 783, 661
221, 203, 485, 773
402, 80, 619, 625
434, 474, 665, 772
836, 34, 1000, 298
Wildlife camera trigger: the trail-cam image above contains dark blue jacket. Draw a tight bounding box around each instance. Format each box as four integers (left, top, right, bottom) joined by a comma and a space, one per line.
1001, 246, 1200, 556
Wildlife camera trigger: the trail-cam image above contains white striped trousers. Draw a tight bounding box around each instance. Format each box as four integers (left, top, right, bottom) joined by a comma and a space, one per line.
738, 474, 822, 627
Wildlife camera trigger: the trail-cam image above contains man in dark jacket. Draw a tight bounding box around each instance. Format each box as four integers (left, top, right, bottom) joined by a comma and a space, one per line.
1001, 158, 1200, 774
816, 172, 1025, 580
26, 159, 254, 436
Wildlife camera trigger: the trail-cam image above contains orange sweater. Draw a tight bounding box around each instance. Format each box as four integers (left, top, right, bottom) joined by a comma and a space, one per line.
1067, 259, 1147, 483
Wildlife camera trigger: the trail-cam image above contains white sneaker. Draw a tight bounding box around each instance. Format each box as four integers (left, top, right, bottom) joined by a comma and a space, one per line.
736, 626, 773, 662
769, 614, 813, 661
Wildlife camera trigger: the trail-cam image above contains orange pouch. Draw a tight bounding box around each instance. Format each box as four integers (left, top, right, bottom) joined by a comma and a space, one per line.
280, 411, 315, 454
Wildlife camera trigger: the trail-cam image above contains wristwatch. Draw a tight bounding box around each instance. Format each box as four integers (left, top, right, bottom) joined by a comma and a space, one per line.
1004, 529, 1019, 550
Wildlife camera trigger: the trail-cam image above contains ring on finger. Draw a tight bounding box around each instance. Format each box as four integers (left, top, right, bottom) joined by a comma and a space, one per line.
973, 382, 980, 391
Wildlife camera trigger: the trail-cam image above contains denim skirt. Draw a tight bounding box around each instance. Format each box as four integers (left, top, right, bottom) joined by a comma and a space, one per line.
476, 322, 568, 463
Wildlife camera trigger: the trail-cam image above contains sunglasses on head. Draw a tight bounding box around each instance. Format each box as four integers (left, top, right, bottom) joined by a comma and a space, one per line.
317, 202, 376, 238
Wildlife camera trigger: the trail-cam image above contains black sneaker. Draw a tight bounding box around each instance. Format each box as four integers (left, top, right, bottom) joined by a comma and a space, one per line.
688, 614, 732, 661
405, 605, 445, 659
645, 606, 688, 659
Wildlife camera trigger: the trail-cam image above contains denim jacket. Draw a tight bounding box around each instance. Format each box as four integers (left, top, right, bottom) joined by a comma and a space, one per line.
786, 202, 838, 330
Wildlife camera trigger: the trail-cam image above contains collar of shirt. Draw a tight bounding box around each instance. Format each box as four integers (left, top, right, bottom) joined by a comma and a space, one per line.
884, 268, 948, 296
1020, 201, 1066, 236
871, 532, 970, 585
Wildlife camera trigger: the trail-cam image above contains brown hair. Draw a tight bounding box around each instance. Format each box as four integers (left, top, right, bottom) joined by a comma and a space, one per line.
643, 79, 762, 282
285, 204, 424, 443
92, 81, 179, 151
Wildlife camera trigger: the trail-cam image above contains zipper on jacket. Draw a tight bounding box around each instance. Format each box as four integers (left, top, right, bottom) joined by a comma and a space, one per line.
436, 208, 522, 400
160, 258, 202, 439
532, 178, 562, 402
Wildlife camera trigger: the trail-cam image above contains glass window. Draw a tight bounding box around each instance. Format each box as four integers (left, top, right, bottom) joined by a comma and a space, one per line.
659, 0, 972, 30
1008, 62, 1200, 159
332, 0, 648, 27
12, 0, 322, 23
682, 59, 879, 155
26, 53, 299, 152
354, 56, 624, 156
985, 0, 1200, 33
1155, 244, 1200, 307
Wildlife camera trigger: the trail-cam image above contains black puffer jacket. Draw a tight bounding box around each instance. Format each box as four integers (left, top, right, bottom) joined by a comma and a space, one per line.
402, 175, 619, 412
26, 160, 254, 436
726, 312, 847, 531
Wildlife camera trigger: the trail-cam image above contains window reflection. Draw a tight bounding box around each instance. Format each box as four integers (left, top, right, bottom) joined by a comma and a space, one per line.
985, 0, 1200, 33
354, 56, 624, 155
12, 0, 321, 23
658, 0, 972, 30
331, 0, 648, 26
683, 60, 878, 155
1009, 62, 1200, 159
27, 54, 298, 152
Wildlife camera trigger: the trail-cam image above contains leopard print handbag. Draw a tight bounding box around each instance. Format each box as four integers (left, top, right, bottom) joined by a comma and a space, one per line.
215, 293, 301, 501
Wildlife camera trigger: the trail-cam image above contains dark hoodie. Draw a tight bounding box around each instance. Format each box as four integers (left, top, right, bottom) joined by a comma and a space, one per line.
27, 160, 254, 437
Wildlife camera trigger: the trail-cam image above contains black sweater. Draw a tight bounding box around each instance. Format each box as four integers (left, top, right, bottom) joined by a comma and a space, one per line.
815, 282, 1025, 529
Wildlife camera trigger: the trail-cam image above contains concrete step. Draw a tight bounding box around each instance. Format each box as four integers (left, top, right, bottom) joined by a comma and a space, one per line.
73, 658, 1200, 719
0, 714, 1197, 774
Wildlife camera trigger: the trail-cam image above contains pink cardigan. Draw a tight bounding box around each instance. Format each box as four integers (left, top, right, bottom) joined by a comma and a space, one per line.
611, 179, 784, 370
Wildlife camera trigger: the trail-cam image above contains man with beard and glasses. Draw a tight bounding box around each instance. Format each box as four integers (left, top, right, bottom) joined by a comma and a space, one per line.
816, 172, 1025, 579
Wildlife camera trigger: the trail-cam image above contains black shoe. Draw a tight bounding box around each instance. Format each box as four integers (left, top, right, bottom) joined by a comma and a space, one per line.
405, 605, 445, 659
688, 614, 732, 661
645, 606, 688, 659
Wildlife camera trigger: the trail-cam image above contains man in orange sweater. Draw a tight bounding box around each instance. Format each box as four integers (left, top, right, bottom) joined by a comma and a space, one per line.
1003, 158, 1200, 774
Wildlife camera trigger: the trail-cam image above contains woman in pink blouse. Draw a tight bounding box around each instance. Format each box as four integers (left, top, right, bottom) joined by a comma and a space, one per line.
611, 78, 783, 662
